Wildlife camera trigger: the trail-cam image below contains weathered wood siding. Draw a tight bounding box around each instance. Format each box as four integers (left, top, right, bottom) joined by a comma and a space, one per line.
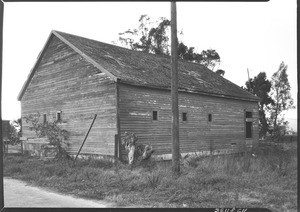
21, 35, 117, 156
118, 83, 259, 156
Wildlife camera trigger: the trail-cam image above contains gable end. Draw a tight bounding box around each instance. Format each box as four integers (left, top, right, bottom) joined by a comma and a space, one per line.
17, 31, 117, 101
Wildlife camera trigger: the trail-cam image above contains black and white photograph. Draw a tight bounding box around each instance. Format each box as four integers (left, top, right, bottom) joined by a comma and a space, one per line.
1, 0, 297, 210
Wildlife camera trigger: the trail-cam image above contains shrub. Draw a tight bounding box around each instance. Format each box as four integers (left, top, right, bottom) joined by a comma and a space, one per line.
139, 159, 157, 171
43, 165, 56, 177
5, 165, 22, 175
181, 154, 199, 168
24, 113, 70, 159
121, 132, 154, 165
146, 172, 161, 189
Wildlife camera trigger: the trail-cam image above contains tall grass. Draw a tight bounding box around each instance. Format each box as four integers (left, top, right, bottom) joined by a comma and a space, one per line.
3, 142, 297, 210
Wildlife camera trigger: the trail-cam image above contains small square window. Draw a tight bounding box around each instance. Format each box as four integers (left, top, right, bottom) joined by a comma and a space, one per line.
57, 111, 62, 122
43, 114, 47, 124
246, 111, 252, 118
152, 111, 158, 121
182, 112, 187, 122
208, 114, 212, 122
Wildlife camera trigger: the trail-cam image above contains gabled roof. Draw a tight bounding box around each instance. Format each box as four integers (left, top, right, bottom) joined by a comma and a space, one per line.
18, 30, 260, 102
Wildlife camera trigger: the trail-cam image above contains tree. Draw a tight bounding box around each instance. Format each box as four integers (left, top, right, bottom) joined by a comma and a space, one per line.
2, 119, 21, 153
177, 42, 198, 61
116, 15, 221, 70
245, 72, 274, 138
118, 15, 170, 55
8, 120, 21, 145
269, 62, 294, 139
199, 49, 220, 71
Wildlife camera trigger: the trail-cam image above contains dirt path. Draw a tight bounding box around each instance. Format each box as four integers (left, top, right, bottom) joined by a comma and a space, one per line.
4, 178, 114, 208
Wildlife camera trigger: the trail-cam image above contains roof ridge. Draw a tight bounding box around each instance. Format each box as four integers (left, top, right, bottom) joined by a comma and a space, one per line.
53, 30, 211, 69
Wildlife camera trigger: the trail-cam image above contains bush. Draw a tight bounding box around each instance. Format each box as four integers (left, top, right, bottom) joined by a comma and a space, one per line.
24, 113, 70, 159
5, 165, 22, 175
181, 154, 199, 168
146, 172, 161, 189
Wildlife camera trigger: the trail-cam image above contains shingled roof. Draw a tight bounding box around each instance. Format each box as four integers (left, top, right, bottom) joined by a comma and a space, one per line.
18, 30, 259, 102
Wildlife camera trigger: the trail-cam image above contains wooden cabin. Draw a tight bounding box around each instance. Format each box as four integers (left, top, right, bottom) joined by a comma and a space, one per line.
18, 30, 260, 160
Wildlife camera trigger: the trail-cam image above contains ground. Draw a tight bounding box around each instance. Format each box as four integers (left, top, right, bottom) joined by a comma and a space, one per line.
3, 140, 297, 210
4, 178, 113, 208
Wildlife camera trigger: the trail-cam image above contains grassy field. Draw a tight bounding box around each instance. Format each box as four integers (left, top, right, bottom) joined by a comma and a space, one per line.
3, 142, 297, 210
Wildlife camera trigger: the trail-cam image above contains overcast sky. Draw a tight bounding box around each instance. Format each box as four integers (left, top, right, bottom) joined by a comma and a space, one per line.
2, 1, 297, 122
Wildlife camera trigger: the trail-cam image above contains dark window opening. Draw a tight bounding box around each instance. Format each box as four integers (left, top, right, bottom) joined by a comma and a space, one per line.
246, 122, 252, 138
246, 111, 252, 118
152, 111, 158, 121
208, 114, 212, 122
182, 112, 187, 122
43, 114, 47, 124
57, 111, 61, 122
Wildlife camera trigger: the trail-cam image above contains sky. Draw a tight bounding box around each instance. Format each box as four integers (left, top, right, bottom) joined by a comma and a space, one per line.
2, 1, 297, 129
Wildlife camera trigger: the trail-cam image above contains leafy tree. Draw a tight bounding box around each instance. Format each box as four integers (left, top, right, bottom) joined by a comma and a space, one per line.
199, 49, 220, 71
2, 119, 21, 153
245, 72, 274, 138
177, 42, 198, 61
118, 15, 170, 55
116, 15, 221, 70
8, 120, 21, 145
269, 62, 294, 139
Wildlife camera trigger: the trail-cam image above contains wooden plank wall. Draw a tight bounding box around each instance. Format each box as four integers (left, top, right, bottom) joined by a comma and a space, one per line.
21, 35, 117, 156
118, 83, 259, 156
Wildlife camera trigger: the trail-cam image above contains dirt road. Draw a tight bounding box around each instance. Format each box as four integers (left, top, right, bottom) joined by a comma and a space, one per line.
4, 178, 114, 208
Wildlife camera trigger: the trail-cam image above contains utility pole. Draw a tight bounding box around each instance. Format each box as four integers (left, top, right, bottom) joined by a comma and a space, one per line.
247, 68, 252, 92
247, 68, 250, 82
171, 1, 180, 176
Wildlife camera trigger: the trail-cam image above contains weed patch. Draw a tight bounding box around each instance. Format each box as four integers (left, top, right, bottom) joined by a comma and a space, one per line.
3, 142, 297, 209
